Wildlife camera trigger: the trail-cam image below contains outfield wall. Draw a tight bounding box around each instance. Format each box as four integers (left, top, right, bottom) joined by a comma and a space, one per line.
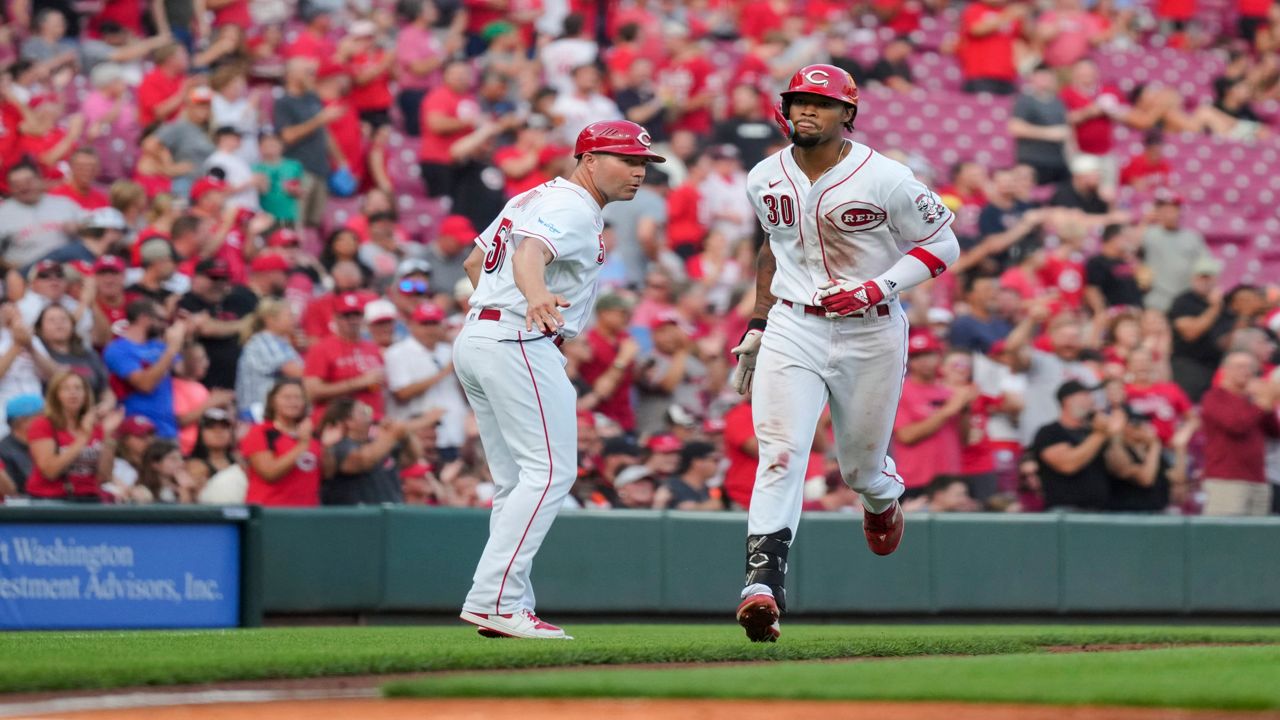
3, 506, 1279, 628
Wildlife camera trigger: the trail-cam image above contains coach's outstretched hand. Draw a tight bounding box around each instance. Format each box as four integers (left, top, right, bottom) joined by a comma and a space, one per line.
525, 291, 571, 335
731, 326, 764, 395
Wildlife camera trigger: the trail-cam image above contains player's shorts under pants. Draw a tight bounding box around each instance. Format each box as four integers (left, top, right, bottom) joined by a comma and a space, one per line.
453, 313, 577, 615
748, 299, 909, 538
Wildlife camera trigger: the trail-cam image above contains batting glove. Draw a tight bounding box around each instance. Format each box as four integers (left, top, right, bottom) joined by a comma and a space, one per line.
817, 279, 884, 318
730, 319, 766, 395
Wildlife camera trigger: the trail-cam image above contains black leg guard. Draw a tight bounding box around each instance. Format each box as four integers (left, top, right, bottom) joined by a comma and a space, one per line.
745, 528, 792, 612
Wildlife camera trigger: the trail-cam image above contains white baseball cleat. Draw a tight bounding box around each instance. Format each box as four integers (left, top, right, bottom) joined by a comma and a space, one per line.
459, 609, 574, 639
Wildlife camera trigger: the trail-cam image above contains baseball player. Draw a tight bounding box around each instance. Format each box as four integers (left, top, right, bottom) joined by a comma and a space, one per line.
731, 64, 961, 642
455, 120, 664, 639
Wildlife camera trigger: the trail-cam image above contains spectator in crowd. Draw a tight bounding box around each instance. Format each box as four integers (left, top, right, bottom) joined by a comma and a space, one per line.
178, 256, 258, 389
1166, 258, 1241, 401
1120, 131, 1172, 189
1124, 347, 1193, 443
712, 85, 774, 170
1049, 156, 1124, 224
552, 64, 622, 146
1010, 65, 1071, 185
601, 166, 669, 289
252, 132, 304, 226
493, 115, 554, 199
893, 333, 972, 497
82, 64, 138, 149
170, 341, 235, 455
665, 151, 711, 260
949, 274, 1014, 353
636, 311, 714, 436
1200, 351, 1280, 515
186, 407, 239, 487
243, 378, 322, 506
0, 305, 57, 432
126, 238, 179, 311
0, 161, 83, 271
418, 59, 480, 203
135, 438, 198, 503
136, 43, 190, 129
1038, 0, 1107, 68
420, 216, 474, 299
43, 207, 128, 266
577, 294, 640, 434
958, 0, 1024, 94
867, 36, 915, 91
1085, 224, 1144, 312
210, 65, 260, 163
1060, 59, 1126, 181
902, 475, 983, 513
303, 292, 385, 424
318, 398, 417, 505
1142, 190, 1209, 313
0, 394, 43, 495
235, 298, 303, 420
103, 414, 156, 495
103, 299, 187, 438
363, 300, 399, 350
344, 21, 395, 128
541, 14, 598, 96
299, 260, 369, 342
612, 465, 659, 509
394, 0, 462, 137
654, 441, 723, 510
1106, 405, 1193, 512
203, 127, 258, 211
33, 304, 110, 401
1006, 298, 1100, 444
385, 302, 465, 455
275, 57, 346, 229
48, 148, 109, 210
155, 86, 216, 197
18, 259, 92, 343
1031, 380, 1127, 511
26, 369, 123, 502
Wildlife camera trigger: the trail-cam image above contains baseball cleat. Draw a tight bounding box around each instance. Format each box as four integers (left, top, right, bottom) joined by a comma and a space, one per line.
459, 609, 573, 639
863, 500, 904, 556
736, 593, 781, 642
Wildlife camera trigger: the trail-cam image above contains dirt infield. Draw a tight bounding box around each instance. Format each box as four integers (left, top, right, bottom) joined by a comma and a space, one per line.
22, 698, 1280, 720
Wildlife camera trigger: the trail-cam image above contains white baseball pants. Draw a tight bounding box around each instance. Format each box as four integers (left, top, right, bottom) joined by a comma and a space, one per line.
748, 300, 909, 539
454, 312, 577, 615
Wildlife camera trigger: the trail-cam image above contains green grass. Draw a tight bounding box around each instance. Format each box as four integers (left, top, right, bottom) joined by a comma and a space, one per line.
385, 645, 1280, 711
3, 624, 1280, 697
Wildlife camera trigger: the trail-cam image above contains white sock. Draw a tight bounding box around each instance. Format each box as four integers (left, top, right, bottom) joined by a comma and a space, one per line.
741, 583, 774, 600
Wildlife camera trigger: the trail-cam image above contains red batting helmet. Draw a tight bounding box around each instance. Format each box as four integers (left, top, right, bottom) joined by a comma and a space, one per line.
775, 64, 859, 137
574, 120, 666, 163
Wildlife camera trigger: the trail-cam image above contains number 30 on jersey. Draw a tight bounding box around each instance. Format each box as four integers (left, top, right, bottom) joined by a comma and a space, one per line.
762, 194, 795, 227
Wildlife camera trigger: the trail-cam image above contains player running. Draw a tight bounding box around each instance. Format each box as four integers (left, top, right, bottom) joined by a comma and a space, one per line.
731, 64, 961, 642
456, 121, 664, 639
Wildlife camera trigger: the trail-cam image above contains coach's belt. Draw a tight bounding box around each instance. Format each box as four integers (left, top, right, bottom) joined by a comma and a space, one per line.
781, 300, 890, 318
476, 307, 565, 346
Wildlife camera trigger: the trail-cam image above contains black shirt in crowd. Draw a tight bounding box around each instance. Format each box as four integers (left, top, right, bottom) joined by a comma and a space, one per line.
1031, 421, 1110, 511
1106, 445, 1171, 512
1167, 290, 1235, 400
1084, 253, 1144, 308
178, 285, 259, 390
322, 438, 405, 506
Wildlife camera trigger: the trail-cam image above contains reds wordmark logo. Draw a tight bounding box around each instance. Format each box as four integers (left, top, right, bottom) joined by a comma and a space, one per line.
827, 201, 887, 232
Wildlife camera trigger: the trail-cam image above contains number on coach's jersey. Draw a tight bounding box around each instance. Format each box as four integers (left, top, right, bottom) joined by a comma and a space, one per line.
762, 194, 795, 227
484, 218, 513, 274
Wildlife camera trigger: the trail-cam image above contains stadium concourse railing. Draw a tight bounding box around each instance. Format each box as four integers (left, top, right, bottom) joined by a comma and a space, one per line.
2, 506, 1280, 628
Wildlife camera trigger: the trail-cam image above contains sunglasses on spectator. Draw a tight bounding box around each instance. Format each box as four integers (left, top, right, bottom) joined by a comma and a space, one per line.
398, 279, 429, 295
36, 269, 64, 280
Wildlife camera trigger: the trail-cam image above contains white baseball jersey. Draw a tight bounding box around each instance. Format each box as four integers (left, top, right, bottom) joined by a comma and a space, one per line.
745, 139, 957, 304
469, 177, 607, 339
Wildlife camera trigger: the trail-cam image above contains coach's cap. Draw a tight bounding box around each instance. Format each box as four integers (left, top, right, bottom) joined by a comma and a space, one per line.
410, 302, 445, 324
1153, 187, 1183, 205
1055, 379, 1097, 403
614, 465, 656, 489
4, 394, 44, 421
364, 299, 398, 324
907, 332, 944, 357
647, 434, 683, 454
118, 415, 156, 437
1192, 255, 1223, 276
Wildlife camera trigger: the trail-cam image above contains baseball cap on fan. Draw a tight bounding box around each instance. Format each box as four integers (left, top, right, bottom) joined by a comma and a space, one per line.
907, 332, 944, 357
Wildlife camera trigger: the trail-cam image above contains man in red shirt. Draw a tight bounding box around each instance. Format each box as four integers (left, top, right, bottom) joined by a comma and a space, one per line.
315, 63, 364, 187
1120, 131, 1172, 189
299, 261, 373, 346
1125, 348, 1193, 444
1037, 222, 1087, 309
345, 21, 395, 128
47, 148, 109, 209
666, 151, 711, 259
892, 333, 972, 496
137, 43, 191, 128
418, 59, 481, 201
303, 292, 386, 423
1060, 59, 1126, 158
207, 0, 251, 29
722, 398, 759, 509
657, 28, 715, 134
578, 294, 640, 433
958, 0, 1025, 94
1200, 351, 1280, 515
90, 254, 129, 350
284, 6, 337, 61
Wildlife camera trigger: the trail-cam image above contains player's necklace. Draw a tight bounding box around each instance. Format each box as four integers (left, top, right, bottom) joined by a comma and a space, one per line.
796, 140, 849, 182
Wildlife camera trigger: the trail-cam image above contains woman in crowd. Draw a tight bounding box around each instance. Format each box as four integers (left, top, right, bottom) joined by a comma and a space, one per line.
137, 439, 200, 503
186, 407, 241, 487
242, 379, 322, 506
26, 370, 123, 502
34, 304, 113, 404
236, 299, 304, 421
172, 342, 235, 455
319, 228, 373, 281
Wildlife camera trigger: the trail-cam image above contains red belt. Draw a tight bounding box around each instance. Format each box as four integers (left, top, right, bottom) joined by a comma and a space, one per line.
477, 307, 564, 346
781, 300, 890, 318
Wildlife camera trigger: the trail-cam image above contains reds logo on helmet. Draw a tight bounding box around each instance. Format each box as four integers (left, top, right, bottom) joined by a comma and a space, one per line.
802, 69, 830, 86
781, 63, 859, 107
827, 201, 887, 232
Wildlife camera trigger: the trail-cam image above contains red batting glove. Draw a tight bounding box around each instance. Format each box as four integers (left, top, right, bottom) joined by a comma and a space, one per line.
817, 279, 884, 317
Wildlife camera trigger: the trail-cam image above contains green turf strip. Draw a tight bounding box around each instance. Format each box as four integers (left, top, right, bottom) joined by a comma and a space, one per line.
4, 625, 1280, 695
385, 645, 1280, 711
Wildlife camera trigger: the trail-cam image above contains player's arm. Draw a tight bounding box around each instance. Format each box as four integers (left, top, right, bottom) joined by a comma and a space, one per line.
463, 245, 484, 290
750, 239, 778, 321
730, 237, 775, 395
512, 236, 569, 334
